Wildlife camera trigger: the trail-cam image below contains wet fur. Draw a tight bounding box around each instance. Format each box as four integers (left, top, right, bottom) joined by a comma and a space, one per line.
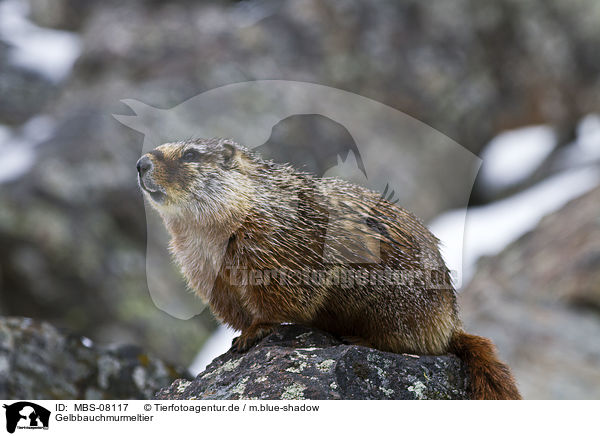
138, 138, 521, 399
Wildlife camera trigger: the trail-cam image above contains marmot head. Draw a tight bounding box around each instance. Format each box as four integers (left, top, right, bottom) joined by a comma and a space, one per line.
136, 138, 254, 224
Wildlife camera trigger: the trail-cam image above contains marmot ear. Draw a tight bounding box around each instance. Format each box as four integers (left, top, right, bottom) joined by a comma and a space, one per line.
222, 141, 237, 162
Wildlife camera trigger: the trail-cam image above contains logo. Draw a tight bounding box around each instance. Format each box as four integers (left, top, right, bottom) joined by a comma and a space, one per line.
114, 80, 480, 318
3, 402, 50, 433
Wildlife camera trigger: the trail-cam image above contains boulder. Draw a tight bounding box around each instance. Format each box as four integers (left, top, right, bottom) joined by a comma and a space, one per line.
0, 316, 189, 400
155, 325, 469, 400
0, 63, 55, 126
460, 185, 600, 399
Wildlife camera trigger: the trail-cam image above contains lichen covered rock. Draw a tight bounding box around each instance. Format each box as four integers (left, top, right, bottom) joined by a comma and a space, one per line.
0, 317, 189, 400
155, 325, 468, 400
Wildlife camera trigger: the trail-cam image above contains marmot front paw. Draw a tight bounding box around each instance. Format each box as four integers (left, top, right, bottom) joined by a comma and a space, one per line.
231, 324, 276, 352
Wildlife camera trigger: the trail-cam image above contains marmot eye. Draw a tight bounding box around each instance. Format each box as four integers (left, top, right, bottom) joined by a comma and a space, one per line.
182, 150, 201, 162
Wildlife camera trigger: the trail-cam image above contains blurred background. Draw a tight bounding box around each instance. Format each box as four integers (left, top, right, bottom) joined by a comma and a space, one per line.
0, 0, 599, 399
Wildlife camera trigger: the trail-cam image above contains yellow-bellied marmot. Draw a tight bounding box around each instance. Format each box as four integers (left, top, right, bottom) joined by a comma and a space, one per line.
136, 138, 521, 400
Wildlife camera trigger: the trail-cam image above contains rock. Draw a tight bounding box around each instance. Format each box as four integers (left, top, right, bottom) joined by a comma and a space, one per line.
25, 0, 98, 31
0, 63, 56, 126
71, 0, 600, 153
154, 325, 469, 400
0, 316, 190, 400
460, 184, 600, 399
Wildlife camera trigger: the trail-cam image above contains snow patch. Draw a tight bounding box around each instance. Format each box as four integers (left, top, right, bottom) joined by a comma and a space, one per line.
430, 167, 600, 288
561, 114, 600, 167
0, 0, 81, 82
479, 125, 556, 190
576, 114, 600, 158
0, 116, 56, 184
188, 325, 239, 375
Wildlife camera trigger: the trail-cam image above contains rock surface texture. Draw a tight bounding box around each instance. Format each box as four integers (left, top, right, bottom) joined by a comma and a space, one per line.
460, 185, 600, 399
0, 317, 189, 400
155, 325, 469, 400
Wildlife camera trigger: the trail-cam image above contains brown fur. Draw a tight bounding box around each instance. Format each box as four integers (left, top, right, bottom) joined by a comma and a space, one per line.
448, 331, 522, 400
137, 138, 521, 399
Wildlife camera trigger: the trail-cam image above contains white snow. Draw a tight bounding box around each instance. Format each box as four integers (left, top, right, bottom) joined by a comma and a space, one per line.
0, 0, 81, 82
430, 166, 600, 288
0, 125, 35, 183
576, 114, 600, 158
0, 116, 56, 183
20, 115, 56, 143
479, 125, 557, 190
432, 118, 599, 288
560, 114, 600, 167
188, 325, 239, 375
0, 142, 34, 183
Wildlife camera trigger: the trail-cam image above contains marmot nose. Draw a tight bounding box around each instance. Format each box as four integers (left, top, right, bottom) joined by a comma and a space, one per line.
136, 156, 152, 176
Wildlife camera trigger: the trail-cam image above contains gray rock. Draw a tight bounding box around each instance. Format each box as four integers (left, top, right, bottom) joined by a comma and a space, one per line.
25, 0, 98, 31
0, 63, 55, 126
71, 0, 600, 152
155, 325, 469, 400
0, 316, 189, 400
460, 185, 600, 399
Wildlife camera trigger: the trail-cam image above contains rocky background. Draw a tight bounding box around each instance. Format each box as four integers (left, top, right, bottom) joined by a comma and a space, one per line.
0, 0, 599, 399
0, 317, 190, 399
460, 185, 600, 399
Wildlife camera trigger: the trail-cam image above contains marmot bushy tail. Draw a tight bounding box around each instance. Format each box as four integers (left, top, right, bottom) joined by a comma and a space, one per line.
136, 137, 522, 400
449, 331, 521, 400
